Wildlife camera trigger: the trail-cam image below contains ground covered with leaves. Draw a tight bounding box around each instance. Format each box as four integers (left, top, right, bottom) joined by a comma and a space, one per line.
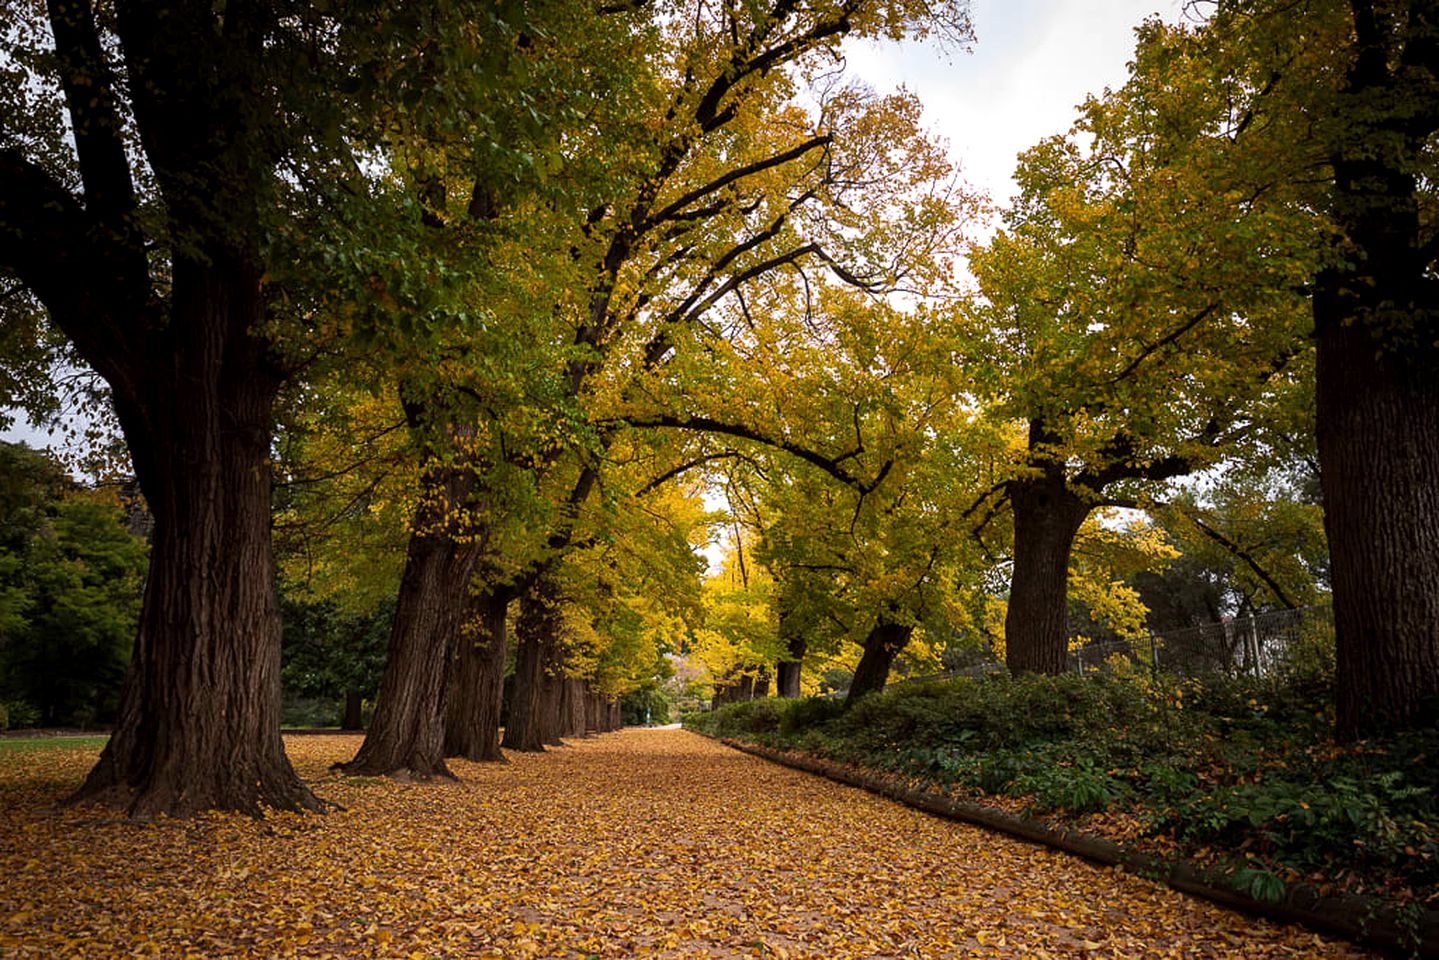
0, 730, 1374, 958
686, 673, 1439, 920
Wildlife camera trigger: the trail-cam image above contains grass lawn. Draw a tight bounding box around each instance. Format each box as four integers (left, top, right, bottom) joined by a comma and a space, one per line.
0, 735, 110, 753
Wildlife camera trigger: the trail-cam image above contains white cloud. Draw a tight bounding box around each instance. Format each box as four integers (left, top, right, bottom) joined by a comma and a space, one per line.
843, 0, 1184, 207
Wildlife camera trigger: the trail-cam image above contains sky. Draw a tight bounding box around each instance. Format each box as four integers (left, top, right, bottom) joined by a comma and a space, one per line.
3, 0, 1184, 457
846, 0, 1186, 208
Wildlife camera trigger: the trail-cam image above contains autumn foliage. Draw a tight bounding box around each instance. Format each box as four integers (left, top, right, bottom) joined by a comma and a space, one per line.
0, 732, 1376, 958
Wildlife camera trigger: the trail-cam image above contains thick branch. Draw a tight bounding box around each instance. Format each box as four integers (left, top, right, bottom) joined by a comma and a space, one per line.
0, 150, 142, 382
45, 0, 143, 244
1105, 303, 1219, 386
620, 414, 886, 492
646, 135, 831, 228
1184, 511, 1299, 610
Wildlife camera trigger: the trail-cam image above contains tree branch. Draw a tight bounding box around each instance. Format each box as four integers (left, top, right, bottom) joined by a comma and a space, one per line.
1105, 302, 1219, 386
618, 414, 885, 492
0, 150, 145, 382
646, 135, 831, 228
1183, 510, 1299, 610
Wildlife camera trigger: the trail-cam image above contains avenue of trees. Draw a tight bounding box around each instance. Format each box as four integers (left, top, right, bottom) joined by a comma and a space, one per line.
0, 0, 1434, 816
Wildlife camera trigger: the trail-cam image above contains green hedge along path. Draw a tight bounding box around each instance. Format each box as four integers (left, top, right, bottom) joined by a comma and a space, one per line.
0, 729, 1375, 958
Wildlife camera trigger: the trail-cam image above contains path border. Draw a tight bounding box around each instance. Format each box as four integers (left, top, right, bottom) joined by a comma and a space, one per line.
706, 733, 1438, 957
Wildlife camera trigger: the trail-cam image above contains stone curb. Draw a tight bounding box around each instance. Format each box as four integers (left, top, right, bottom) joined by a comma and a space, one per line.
707, 733, 1438, 957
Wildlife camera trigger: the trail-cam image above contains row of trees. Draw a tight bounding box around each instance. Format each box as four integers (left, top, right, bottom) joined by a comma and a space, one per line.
0, 0, 1433, 818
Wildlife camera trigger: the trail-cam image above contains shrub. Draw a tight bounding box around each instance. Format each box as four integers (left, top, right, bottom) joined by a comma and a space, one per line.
778, 695, 845, 735
0, 699, 39, 730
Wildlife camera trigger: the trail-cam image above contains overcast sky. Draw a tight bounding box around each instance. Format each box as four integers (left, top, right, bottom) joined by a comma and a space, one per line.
846, 0, 1186, 207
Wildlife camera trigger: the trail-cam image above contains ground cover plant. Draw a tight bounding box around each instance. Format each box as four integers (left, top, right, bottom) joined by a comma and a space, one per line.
685, 670, 1439, 917
0, 729, 1375, 958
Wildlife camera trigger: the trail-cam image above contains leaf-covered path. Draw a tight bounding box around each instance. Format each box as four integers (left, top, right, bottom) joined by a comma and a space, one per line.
1, 729, 1372, 958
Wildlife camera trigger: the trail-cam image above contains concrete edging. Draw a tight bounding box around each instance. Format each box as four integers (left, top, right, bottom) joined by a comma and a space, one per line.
710, 734, 1438, 957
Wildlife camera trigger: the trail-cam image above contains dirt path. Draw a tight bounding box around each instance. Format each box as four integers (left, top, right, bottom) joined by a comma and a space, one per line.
0, 729, 1372, 958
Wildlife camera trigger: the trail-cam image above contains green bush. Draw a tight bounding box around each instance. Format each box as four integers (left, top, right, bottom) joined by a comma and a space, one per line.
687, 698, 787, 736
778, 695, 845, 734
0, 699, 39, 730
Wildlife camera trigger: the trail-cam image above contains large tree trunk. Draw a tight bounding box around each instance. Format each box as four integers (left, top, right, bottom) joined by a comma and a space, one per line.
540, 667, 566, 747
444, 586, 513, 762
776, 628, 807, 698
339, 449, 483, 779
1318, 54, 1439, 736
504, 575, 562, 752
70, 262, 319, 818
1004, 466, 1090, 676
1316, 8, 1439, 739
560, 679, 589, 738
846, 618, 913, 705
342, 691, 364, 731
585, 689, 603, 734
1319, 319, 1439, 737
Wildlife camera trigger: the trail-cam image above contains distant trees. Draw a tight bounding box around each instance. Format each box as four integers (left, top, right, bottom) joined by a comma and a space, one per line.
0, 443, 147, 728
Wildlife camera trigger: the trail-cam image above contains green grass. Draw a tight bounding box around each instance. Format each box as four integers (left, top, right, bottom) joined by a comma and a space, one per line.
0, 735, 109, 753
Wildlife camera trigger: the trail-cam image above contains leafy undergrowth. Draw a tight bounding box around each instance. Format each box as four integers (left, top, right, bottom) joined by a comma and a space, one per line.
685, 674, 1439, 917
0, 731, 1373, 958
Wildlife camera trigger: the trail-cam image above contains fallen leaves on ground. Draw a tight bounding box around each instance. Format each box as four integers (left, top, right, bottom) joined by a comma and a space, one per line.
0, 730, 1375, 958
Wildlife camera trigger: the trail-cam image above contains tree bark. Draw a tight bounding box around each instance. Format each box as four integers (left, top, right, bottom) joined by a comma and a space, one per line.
504, 574, 562, 752
777, 625, 807, 697
585, 690, 602, 734
1004, 466, 1091, 676
0, 0, 318, 817
339, 449, 483, 779
1315, 4, 1439, 738
444, 586, 513, 762
561, 679, 589, 738
69, 278, 321, 816
342, 691, 364, 731
846, 619, 914, 705
540, 666, 566, 747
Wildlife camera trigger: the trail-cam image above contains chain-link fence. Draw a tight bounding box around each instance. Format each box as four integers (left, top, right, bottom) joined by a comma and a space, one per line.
1069, 604, 1335, 679
820, 605, 1336, 700
765, 605, 1337, 703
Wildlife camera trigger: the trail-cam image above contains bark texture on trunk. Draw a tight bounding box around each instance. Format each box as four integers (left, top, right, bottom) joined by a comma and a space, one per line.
776, 662, 802, 698
1316, 6, 1439, 738
776, 625, 807, 698
0, 0, 322, 817
444, 586, 513, 762
585, 690, 602, 734
1004, 467, 1090, 676
69, 262, 319, 818
504, 575, 562, 752
560, 679, 589, 738
342, 692, 364, 731
1319, 320, 1439, 736
846, 619, 914, 705
340, 449, 483, 779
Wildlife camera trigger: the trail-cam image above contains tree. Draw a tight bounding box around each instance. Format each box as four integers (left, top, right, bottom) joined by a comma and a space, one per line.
1082, 0, 1436, 734
960, 16, 1320, 676
349, 0, 972, 772
1300, 0, 1439, 735
280, 594, 391, 731
0, 444, 147, 727
0, 0, 331, 815
0, 0, 583, 814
